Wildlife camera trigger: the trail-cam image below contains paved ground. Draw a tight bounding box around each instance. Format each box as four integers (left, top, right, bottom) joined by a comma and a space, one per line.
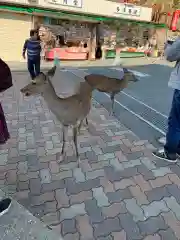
0, 190, 62, 240
1, 71, 180, 239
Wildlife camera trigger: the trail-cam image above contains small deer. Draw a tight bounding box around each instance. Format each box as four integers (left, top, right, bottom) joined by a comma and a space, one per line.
84, 68, 138, 115
20, 66, 93, 163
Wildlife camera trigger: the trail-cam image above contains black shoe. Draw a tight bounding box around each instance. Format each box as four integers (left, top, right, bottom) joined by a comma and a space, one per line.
152, 149, 177, 163
0, 198, 12, 217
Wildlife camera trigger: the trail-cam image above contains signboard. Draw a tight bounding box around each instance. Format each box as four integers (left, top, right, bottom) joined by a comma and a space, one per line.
46, 0, 82, 8
115, 4, 141, 16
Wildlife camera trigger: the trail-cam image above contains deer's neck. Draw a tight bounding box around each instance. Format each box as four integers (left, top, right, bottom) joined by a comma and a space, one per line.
41, 81, 59, 104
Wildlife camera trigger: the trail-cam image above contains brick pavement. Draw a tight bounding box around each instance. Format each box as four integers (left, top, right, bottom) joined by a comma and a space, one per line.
1, 72, 180, 239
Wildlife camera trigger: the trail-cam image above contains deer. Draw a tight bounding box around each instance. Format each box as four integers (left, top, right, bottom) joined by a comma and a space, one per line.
20, 66, 93, 164
84, 68, 138, 115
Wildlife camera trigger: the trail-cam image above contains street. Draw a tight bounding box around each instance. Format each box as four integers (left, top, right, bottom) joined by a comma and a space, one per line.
1, 61, 180, 240
66, 63, 173, 146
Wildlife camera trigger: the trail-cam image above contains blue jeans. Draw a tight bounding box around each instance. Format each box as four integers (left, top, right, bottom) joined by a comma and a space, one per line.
165, 89, 180, 157
27, 57, 40, 80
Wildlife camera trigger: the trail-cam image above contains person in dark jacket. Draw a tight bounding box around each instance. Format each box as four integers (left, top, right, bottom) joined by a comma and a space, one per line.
22, 29, 41, 82
0, 58, 12, 216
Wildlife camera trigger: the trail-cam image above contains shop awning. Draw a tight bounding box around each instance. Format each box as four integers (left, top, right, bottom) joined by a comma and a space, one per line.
0, 4, 168, 28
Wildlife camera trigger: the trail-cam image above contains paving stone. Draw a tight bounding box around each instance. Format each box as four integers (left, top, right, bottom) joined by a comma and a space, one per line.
126, 151, 143, 160
60, 162, 77, 171
100, 177, 114, 194
98, 153, 115, 161
123, 159, 142, 169
44, 201, 57, 214
109, 158, 124, 171
138, 216, 168, 236
40, 169, 51, 184
41, 212, 59, 225
107, 188, 132, 203
98, 235, 112, 240
119, 213, 142, 240
70, 191, 92, 204
111, 230, 127, 240
76, 215, 93, 239
18, 162, 28, 174
137, 165, 156, 181
61, 219, 77, 236
114, 178, 135, 190
142, 200, 169, 218
162, 211, 180, 239
104, 166, 138, 182
94, 217, 121, 238
140, 157, 156, 170
102, 202, 127, 218
86, 169, 105, 180
42, 180, 65, 193
146, 187, 171, 202
159, 228, 177, 240
55, 189, 69, 208
168, 173, 180, 187
149, 175, 171, 188
143, 235, 161, 240
31, 192, 55, 206
6, 169, 17, 184
18, 181, 29, 191
124, 198, 145, 222
166, 184, 180, 205
85, 199, 105, 223
64, 233, 80, 240
60, 203, 86, 221
164, 196, 180, 221
66, 178, 101, 195
51, 170, 72, 181
170, 165, 180, 178
49, 161, 60, 174
73, 168, 86, 182
92, 187, 109, 207
129, 185, 149, 205
152, 167, 172, 177
29, 178, 41, 195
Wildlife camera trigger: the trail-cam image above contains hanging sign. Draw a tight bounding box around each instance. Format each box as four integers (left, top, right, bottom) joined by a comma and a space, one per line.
46, 0, 82, 8
115, 4, 141, 16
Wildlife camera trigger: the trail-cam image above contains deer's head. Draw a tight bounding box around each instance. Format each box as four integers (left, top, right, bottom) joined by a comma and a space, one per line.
123, 68, 138, 82
20, 72, 49, 96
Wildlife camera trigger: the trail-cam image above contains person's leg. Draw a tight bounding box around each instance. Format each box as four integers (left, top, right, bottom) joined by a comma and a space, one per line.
153, 89, 180, 162
34, 57, 41, 77
27, 59, 35, 80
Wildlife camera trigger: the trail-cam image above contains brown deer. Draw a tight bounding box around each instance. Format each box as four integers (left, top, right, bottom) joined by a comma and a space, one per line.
84, 68, 138, 115
20, 66, 93, 163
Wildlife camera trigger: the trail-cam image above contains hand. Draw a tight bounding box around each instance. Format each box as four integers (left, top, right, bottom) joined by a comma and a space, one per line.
22, 53, 26, 59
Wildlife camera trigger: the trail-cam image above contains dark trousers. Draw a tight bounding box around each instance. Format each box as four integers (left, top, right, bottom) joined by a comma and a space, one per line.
165, 89, 180, 157
27, 57, 40, 80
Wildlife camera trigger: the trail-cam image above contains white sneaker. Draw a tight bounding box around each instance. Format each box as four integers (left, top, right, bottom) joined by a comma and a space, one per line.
0, 198, 12, 217
158, 137, 166, 145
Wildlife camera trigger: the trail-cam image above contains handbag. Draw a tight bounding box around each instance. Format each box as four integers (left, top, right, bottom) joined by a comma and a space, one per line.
0, 58, 13, 93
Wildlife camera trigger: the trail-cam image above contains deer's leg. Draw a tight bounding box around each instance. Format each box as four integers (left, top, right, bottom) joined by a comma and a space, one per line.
78, 120, 83, 134
110, 93, 115, 115
61, 126, 66, 155
85, 117, 89, 126
73, 126, 80, 162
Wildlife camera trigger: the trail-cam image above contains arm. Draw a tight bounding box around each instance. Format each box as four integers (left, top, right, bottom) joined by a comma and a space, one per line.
164, 38, 180, 62
22, 39, 28, 58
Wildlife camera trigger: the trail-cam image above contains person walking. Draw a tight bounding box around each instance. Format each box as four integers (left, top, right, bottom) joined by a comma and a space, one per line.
0, 58, 13, 215
153, 37, 180, 163
22, 29, 41, 83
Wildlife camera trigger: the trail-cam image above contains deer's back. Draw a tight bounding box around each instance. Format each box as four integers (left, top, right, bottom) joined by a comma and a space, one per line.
49, 88, 92, 126
85, 74, 127, 93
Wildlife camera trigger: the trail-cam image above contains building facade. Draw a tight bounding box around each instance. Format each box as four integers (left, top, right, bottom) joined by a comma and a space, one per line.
0, 0, 152, 61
